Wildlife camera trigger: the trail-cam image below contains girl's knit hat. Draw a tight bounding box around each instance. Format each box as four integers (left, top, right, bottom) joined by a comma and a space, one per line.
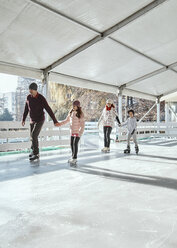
106, 99, 113, 104
73, 100, 80, 107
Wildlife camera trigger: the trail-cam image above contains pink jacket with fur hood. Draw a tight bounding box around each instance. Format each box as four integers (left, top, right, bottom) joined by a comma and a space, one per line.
60, 111, 85, 137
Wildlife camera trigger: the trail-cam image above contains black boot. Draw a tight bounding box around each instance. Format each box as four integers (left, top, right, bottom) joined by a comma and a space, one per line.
29, 154, 39, 161
135, 146, 139, 154
29, 152, 34, 158
124, 146, 130, 154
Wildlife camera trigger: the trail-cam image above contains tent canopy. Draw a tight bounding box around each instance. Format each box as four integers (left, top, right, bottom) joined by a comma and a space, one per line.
0, 0, 177, 101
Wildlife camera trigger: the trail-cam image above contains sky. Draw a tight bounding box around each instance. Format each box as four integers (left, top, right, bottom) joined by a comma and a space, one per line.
0, 73, 18, 93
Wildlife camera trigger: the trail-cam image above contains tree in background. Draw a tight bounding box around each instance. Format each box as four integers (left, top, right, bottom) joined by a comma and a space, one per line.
0, 108, 13, 121
49, 82, 116, 121
48, 82, 164, 122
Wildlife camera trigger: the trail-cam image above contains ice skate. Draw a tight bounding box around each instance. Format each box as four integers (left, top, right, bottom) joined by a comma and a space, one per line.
29, 152, 34, 158
69, 159, 77, 166
68, 158, 73, 163
29, 154, 39, 161
124, 146, 130, 154
101, 147, 107, 152
135, 146, 139, 154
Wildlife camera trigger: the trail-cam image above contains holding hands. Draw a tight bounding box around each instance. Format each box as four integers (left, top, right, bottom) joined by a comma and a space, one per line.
55, 122, 62, 127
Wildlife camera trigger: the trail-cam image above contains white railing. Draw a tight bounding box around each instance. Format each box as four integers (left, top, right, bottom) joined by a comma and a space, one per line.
118, 122, 177, 141
0, 121, 70, 152
84, 122, 98, 133
96, 121, 177, 141
0, 121, 99, 152
0, 121, 177, 152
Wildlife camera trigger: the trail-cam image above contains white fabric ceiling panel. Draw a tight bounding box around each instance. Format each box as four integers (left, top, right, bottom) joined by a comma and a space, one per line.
0, 0, 96, 69
0, 0, 28, 33
111, 0, 177, 65
128, 70, 177, 96
0, 61, 42, 80
50, 72, 117, 94
162, 92, 177, 102
53, 38, 162, 85
173, 66, 177, 72
50, 72, 156, 100
37, 0, 153, 32
0, 0, 177, 100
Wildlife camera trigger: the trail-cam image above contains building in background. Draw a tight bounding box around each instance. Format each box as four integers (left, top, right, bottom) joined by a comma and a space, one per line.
0, 92, 16, 119
15, 77, 42, 121
0, 76, 42, 121
3, 92, 16, 119
0, 93, 4, 115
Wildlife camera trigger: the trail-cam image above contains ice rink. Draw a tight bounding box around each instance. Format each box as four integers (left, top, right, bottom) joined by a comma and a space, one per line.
1, 138, 177, 248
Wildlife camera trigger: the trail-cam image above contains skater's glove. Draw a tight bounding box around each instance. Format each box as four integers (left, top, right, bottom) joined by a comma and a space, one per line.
131, 129, 135, 135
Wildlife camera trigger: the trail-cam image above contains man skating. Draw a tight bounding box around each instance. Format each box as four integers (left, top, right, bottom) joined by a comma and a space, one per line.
22, 82, 58, 161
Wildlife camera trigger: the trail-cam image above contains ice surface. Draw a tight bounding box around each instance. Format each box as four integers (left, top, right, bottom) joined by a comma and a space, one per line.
0, 138, 177, 248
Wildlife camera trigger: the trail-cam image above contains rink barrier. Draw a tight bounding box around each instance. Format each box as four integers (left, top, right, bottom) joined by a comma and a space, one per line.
98, 122, 177, 141
0, 121, 70, 152
0, 121, 177, 152
0, 121, 98, 152
117, 122, 177, 141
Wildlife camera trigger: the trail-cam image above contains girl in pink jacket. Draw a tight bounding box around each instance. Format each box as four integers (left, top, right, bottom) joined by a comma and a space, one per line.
57, 100, 85, 165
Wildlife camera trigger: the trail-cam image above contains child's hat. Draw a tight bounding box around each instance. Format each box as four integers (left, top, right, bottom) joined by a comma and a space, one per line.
73, 100, 80, 107
106, 99, 113, 104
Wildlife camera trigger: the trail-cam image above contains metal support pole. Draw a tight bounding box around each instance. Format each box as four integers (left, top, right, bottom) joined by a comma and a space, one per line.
156, 97, 161, 136
42, 70, 49, 121
118, 92, 123, 123
165, 102, 170, 123
156, 98, 160, 124
118, 85, 126, 123
42, 70, 49, 99
115, 90, 119, 141
124, 95, 127, 121
116, 87, 123, 141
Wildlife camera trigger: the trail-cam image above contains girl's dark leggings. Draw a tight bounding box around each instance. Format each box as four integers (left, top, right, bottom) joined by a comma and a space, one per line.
71, 136, 80, 159
103, 126, 112, 148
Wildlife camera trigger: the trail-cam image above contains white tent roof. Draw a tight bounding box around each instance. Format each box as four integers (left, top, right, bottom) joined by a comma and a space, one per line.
0, 0, 177, 101
163, 92, 177, 102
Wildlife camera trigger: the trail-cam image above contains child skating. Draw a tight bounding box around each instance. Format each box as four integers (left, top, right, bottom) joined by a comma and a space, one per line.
56, 100, 85, 165
98, 99, 121, 152
121, 109, 139, 154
